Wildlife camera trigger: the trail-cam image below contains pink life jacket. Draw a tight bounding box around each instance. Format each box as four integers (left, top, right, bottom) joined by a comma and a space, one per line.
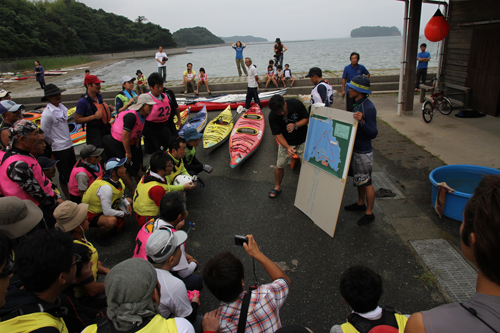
0, 150, 5, 196
68, 159, 103, 196
111, 110, 145, 145
0, 152, 55, 205
146, 93, 171, 123
133, 221, 176, 260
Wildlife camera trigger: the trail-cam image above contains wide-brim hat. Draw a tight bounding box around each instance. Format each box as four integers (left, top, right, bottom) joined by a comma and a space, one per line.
346, 75, 372, 94
146, 229, 188, 263
182, 127, 203, 141
41, 84, 66, 102
54, 201, 89, 232
0, 197, 43, 239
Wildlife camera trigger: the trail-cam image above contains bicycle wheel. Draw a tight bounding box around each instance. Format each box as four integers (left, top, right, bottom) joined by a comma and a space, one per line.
437, 97, 453, 115
422, 101, 434, 123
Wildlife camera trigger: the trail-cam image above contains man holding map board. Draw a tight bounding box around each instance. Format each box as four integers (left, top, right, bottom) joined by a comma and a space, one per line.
268, 95, 309, 198
344, 75, 378, 226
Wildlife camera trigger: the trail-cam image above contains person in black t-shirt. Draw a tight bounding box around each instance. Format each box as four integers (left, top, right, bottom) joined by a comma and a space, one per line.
268, 95, 309, 198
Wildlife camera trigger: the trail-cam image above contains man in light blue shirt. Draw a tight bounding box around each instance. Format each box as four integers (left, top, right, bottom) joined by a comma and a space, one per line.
415, 43, 431, 90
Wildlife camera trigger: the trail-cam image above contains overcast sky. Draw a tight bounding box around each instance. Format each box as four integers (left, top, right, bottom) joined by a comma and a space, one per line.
78, 0, 446, 41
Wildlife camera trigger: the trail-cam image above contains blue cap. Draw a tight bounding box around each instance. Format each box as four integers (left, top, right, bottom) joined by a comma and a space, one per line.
105, 157, 127, 171
346, 75, 372, 94
182, 127, 203, 141
0, 100, 24, 115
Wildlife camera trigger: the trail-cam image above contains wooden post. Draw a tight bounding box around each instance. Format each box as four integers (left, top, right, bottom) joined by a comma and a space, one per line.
403, 0, 423, 114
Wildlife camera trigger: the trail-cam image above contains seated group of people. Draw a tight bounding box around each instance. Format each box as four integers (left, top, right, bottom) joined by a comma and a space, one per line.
182, 63, 211, 95
265, 60, 295, 89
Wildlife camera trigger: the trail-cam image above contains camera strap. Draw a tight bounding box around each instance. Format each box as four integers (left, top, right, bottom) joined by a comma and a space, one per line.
237, 285, 257, 333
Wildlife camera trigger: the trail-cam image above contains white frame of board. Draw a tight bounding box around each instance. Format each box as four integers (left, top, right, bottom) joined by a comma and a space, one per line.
294, 106, 358, 237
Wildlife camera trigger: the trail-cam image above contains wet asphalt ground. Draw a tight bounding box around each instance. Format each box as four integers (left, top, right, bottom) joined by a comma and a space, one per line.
84, 97, 458, 332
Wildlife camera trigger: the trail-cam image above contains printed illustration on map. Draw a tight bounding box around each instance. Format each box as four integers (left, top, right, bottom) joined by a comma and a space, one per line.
304, 114, 353, 179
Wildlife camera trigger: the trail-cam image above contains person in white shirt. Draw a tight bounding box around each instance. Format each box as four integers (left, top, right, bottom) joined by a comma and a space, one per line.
244, 57, 261, 110
156, 46, 168, 82
40, 84, 76, 199
146, 229, 203, 333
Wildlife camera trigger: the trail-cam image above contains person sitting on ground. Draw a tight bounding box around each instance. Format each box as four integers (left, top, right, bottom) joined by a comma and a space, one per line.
0, 231, 13, 309
405, 175, 500, 333
306, 67, 334, 108
330, 265, 408, 333
283, 64, 295, 88
54, 200, 110, 310
0, 197, 43, 243
82, 157, 133, 246
167, 137, 196, 192
133, 151, 174, 227
195, 68, 211, 95
103, 93, 155, 194
68, 144, 104, 204
0, 230, 77, 333
182, 127, 213, 177
183, 63, 197, 94
59, 243, 105, 333
134, 192, 203, 292
136, 69, 147, 95
276, 65, 285, 87
82, 257, 195, 333
38, 156, 63, 203
115, 75, 138, 113
0, 120, 58, 228
203, 235, 291, 332
0, 100, 24, 149
0, 89, 12, 101
343, 75, 378, 226
265, 64, 278, 89
268, 95, 309, 198
146, 228, 203, 332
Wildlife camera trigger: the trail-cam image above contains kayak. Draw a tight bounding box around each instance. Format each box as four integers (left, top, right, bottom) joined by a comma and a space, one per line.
174, 108, 190, 130
23, 107, 45, 125
179, 106, 207, 138
229, 104, 265, 168
203, 106, 234, 151
178, 89, 287, 112
274, 137, 300, 169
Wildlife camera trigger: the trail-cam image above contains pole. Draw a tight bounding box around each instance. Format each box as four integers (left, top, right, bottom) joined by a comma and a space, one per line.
398, 0, 409, 116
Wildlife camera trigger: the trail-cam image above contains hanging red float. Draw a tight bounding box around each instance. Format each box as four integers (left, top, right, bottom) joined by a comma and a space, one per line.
425, 9, 450, 42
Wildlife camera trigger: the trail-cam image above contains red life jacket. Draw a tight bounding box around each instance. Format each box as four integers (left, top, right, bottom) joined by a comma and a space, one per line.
111, 110, 144, 145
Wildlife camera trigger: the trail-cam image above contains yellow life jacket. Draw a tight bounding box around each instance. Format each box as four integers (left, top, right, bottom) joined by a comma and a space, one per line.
82, 177, 125, 214
165, 152, 188, 186
82, 314, 178, 333
340, 312, 407, 333
73, 239, 99, 298
0, 312, 68, 333
133, 176, 170, 217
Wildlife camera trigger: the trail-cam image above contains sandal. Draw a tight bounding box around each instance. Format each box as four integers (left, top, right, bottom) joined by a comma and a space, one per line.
268, 189, 282, 198
375, 188, 396, 197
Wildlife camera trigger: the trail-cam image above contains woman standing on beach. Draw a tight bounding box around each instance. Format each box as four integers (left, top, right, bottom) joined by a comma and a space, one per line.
34, 60, 45, 90
232, 41, 247, 76
274, 38, 287, 68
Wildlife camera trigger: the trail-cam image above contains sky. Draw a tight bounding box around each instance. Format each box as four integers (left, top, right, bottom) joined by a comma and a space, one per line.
78, 0, 447, 41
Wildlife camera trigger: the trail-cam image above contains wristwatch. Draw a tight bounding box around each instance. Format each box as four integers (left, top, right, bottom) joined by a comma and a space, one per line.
294, 124, 298, 131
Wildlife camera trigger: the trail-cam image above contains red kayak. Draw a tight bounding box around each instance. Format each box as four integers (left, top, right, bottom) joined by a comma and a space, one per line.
229, 104, 265, 168
179, 100, 270, 112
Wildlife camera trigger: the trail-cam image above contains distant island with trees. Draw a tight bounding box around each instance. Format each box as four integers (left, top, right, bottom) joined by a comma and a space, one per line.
350, 26, 401, 38
220, 36, 268, 43
173, 27, 225, 47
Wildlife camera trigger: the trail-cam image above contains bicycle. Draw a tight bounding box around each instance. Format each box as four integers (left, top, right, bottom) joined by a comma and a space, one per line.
422, 79, 453, 123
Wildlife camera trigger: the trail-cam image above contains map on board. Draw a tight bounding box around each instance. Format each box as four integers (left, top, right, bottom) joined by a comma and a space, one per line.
304, 114, 353, 179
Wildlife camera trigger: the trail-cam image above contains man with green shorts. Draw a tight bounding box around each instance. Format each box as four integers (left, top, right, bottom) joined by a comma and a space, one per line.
268, 95, 309, 198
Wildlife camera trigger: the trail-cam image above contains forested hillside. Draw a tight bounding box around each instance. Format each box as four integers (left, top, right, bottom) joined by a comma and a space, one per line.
0, 0, 176, 59
350, 26, 401, 38
173, 27, 225, 47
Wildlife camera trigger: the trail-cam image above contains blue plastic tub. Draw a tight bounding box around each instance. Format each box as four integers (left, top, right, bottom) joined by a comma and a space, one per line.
429, 165, 500, 221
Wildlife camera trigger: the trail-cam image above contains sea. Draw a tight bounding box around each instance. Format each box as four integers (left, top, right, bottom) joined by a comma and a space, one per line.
62, 36, 439, 88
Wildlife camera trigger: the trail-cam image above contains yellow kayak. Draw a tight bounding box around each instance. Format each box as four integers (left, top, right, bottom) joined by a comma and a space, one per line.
203, 106, 234, 151
174, 109, 190, 130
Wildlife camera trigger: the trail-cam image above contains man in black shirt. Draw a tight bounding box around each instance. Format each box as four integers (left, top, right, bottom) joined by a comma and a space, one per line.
268, 95, 309, 198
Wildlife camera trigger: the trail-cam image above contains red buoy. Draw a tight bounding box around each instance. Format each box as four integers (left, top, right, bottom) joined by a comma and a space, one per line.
424, 9, 450, 42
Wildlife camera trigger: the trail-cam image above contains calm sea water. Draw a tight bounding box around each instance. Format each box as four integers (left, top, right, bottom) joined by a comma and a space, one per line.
62, 36, 439, 88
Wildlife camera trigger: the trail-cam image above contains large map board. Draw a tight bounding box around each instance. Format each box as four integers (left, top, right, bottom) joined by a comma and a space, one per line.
294, 106, 358, 237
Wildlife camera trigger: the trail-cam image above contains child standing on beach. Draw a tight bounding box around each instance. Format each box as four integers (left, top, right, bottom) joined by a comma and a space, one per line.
195, 68, 211, 95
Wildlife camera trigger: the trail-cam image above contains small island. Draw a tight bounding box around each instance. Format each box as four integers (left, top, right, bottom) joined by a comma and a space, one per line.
350, 26, 401, 38
173, 27, 225, 46
221, 35, 268, 43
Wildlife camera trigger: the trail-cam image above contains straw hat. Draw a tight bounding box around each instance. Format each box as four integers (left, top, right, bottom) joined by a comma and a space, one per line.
54, 201, 89, 232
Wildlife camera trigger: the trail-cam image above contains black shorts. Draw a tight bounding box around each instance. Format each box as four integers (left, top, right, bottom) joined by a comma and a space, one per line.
102, 135, 143, 177
53, 147, 76, 184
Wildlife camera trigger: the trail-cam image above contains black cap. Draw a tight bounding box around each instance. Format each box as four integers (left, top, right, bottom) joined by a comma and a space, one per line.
41, 84, 66, 102
136, 70, 142, 75
38, 156, 58, 170
305, 67, 322, 78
